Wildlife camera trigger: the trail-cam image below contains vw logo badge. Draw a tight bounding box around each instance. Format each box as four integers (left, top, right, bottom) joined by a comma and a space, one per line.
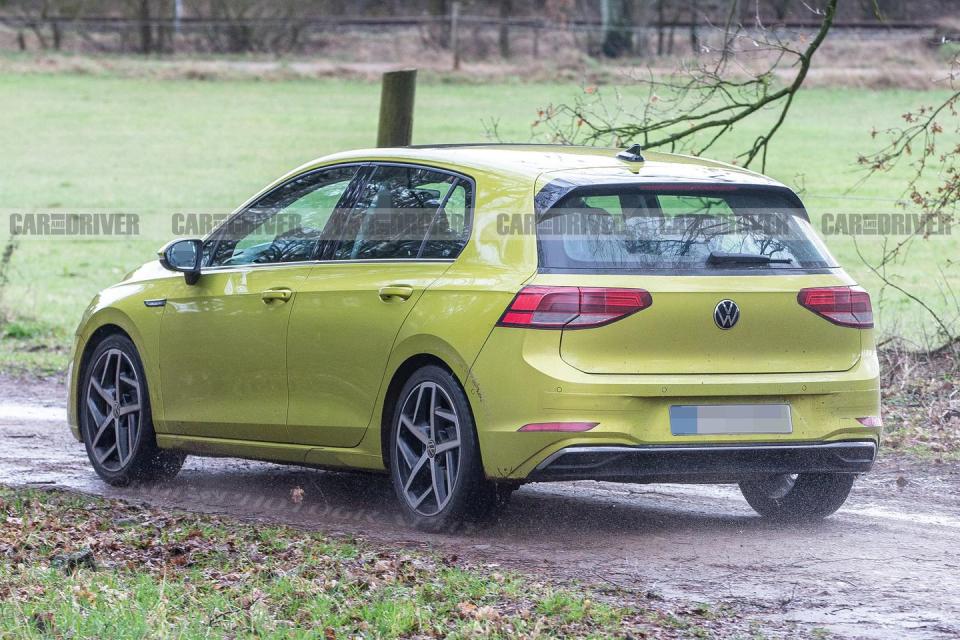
714, 299, 740, 330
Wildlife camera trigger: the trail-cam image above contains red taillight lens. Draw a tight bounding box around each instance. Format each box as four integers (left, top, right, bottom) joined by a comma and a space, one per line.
798, 286, 873, 329
497, 286, 651, 329
497, 286, 580, 329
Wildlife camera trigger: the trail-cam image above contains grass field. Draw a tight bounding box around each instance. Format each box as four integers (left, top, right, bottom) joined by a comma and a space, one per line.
1, 70, 958, 373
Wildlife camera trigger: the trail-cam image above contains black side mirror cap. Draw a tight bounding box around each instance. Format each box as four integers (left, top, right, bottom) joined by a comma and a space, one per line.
158, 238, 203, 285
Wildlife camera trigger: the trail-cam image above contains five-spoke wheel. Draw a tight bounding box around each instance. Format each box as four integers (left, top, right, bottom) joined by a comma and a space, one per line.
395, 381, 462, 517
80, 334, 184, 486
86, 348, 143, 472
389, 365, 507, 531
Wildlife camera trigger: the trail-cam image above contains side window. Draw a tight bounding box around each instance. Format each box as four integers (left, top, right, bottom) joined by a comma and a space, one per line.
207, 166, 359, 267
419, 181, 473, 259
325, 165, 473, 261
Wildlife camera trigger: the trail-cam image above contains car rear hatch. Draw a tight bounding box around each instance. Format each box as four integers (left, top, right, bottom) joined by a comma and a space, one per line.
532, 272, 863, 374
519, 181, 869, 375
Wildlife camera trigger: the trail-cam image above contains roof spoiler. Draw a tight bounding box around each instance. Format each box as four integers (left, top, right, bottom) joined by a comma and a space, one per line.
533, 180, 809, 221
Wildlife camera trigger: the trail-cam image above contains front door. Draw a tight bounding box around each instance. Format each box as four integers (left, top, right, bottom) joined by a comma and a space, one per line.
158, 164, 364, 441
159, 267, 306, 441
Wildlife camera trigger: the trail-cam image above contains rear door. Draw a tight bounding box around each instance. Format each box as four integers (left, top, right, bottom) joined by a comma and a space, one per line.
534, 185, 863, 375
285, 164, 474, 447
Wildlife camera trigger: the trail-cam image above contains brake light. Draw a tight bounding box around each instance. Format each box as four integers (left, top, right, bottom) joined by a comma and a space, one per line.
497, 286, 651, 329
798, 286, 873, 329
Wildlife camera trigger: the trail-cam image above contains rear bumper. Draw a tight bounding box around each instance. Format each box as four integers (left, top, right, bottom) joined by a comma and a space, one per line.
527, 441, 877, 483
468, 325, 881, 480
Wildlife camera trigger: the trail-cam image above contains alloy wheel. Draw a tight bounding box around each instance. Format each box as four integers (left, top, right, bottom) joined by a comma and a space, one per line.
394, 381, 462, 516
85, 348, 143, 472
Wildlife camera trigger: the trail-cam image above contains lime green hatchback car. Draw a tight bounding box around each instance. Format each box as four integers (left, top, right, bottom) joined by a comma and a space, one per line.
68, 144, 881, 530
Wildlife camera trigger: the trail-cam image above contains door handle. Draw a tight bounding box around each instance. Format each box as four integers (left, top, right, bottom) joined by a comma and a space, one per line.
261, 288, 293, 303
378, 285, 414, 301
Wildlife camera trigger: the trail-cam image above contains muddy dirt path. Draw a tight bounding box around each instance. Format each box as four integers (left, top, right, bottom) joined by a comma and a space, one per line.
2, 374, 958, 639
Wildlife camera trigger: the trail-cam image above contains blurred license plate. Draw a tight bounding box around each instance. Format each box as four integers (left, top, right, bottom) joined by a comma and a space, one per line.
670, 404, 792, 435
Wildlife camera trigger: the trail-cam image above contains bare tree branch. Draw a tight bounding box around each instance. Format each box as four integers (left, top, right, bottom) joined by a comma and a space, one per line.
527, 0, 838, 172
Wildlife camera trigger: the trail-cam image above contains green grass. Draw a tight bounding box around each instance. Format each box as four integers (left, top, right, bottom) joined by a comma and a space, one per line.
0, 71, 957, 373
0, 485, 754, 638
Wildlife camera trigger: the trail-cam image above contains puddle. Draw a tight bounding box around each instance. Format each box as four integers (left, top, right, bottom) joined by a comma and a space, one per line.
0, 403, 66, 423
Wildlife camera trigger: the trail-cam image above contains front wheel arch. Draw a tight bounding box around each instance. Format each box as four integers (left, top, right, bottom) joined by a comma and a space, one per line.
76, 324, 133, 419
78, 332, 184, 485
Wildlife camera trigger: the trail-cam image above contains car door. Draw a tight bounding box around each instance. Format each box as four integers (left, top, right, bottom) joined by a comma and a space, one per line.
286, 163, 474, 448
158, 165, 364, 442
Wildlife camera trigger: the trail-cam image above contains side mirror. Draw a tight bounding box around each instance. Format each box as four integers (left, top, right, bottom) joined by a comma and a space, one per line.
158, 238, 202, 285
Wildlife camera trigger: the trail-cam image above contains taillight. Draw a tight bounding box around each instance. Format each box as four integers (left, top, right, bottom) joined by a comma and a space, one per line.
497, 286, 651, 329
798, 286, 873, 329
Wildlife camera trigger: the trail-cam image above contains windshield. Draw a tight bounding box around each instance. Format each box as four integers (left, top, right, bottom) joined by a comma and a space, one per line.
536, 186, 837, 272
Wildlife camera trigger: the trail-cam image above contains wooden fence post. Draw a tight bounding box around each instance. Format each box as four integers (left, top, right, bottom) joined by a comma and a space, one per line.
376, 69, 418, 147
451, 1, 461, 70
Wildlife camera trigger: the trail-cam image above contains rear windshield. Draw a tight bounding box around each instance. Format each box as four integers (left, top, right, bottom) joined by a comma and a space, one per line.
536, 186, 837, 273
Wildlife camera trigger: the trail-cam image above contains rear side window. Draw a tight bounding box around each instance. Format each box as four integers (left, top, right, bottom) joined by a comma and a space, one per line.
325, 165, 473, 261
420, 181, 472, 259
537, 187, 836, 272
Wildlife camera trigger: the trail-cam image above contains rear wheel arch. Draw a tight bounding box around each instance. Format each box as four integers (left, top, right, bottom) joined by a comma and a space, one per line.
380, 354, 469, 469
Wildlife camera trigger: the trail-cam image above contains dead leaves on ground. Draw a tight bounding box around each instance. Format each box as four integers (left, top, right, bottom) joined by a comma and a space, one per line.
880, 343, 960, 460
0, 486, 759, 639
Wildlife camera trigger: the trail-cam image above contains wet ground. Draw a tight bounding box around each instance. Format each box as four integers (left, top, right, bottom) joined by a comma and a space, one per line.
2, 374, 959, 639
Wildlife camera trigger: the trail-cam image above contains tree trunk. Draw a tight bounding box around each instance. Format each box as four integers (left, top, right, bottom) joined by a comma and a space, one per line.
52, 20, 62, 51
29, 22, 49, 49
773, 0, 792, 21
689, 0, 699, 54
450, 1, 461, 69
139, 0, 153, 55
656, 0, 665, 56
601, 0, 633, 58
498, 0, 512, 59
427, 0, 449, 48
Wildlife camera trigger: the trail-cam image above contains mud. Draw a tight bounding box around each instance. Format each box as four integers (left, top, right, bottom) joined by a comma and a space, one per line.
2, 374, 958, 639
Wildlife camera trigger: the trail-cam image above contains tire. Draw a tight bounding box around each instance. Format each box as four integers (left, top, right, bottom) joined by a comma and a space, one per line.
388, 365, 506, 532
79, 334, 184, 486
739, 473, 855, 521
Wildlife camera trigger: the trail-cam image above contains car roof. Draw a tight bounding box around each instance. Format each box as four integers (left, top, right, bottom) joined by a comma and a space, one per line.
303, 144, 785, 189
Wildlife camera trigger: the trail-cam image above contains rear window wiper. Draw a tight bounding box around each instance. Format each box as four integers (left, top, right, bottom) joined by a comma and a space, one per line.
707, 251, 793, 266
